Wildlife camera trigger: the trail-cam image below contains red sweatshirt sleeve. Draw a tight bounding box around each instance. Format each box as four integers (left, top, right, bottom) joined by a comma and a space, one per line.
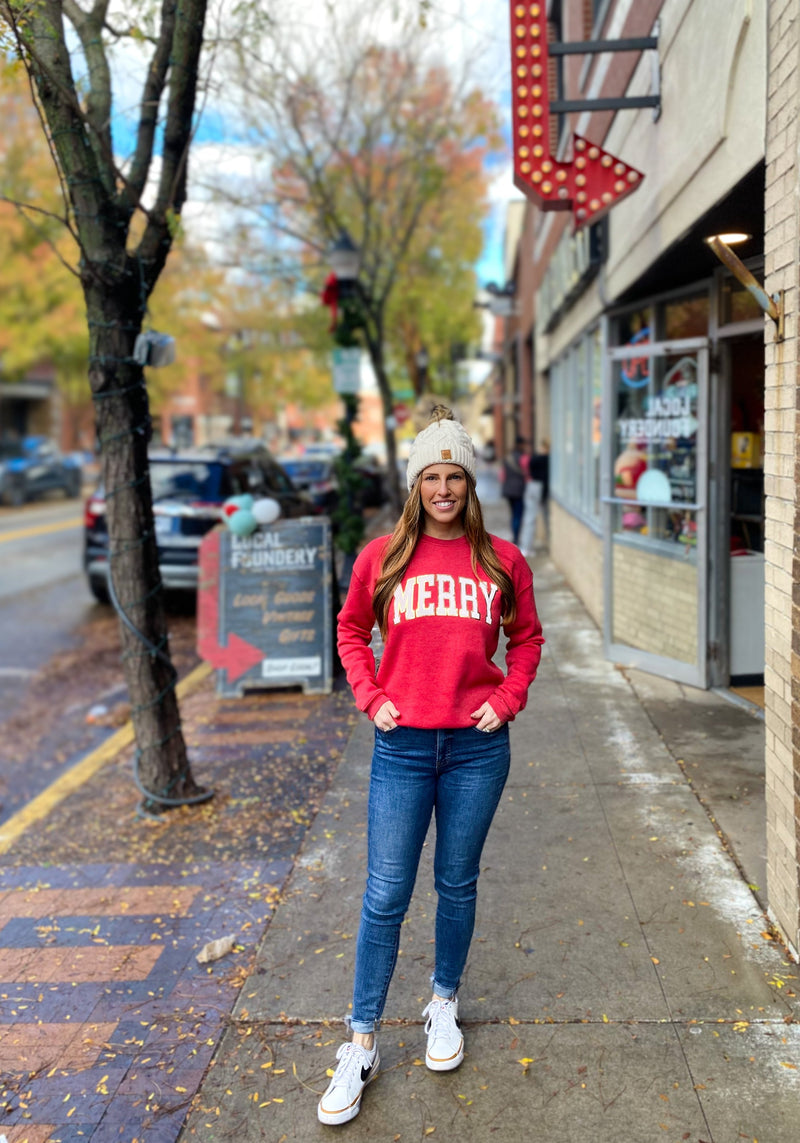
486, 555, 544, 722
336, 540, 390, 720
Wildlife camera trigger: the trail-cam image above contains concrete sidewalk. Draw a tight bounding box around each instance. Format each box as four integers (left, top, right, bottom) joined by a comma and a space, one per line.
180, 495, 797, 1143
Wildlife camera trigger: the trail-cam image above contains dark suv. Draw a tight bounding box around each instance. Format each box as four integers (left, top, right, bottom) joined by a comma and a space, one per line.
0, 436, 81, 506
83, 445, 316, 603
0, 441, 27, 507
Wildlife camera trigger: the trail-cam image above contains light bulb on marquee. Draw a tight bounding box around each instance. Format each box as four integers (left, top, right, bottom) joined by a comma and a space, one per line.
509, 2, 645, 228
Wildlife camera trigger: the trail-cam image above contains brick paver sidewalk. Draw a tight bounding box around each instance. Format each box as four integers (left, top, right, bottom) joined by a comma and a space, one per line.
0, 677, 357, 1143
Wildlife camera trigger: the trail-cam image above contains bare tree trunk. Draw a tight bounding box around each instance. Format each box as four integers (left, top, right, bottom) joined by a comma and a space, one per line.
87, 280, 200, 807
0, 0, 210, 807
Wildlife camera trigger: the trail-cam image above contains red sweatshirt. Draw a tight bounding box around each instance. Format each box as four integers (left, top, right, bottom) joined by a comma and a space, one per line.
337, 532, 544, 729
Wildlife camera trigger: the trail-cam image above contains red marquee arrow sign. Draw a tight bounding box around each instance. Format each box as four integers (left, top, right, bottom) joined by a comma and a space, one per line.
197, 529, 264, 683
509, 2, 644, 228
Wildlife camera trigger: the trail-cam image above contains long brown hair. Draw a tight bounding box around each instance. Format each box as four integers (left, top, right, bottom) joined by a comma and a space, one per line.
372, 470, 517, 637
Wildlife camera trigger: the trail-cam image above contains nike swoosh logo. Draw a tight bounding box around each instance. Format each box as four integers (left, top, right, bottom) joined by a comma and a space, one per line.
361, 1065, 372, 1082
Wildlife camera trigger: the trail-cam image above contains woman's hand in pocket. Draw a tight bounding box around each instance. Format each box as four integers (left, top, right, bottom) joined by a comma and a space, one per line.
374, 701, 400, 731
470, 701, 502, 733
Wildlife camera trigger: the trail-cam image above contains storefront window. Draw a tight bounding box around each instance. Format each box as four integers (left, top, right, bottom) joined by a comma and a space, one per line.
664, 294, 709, 339
563, 354, 576, 501
575, 340, 587, 505
590, 326, 602, 517
720, 276, 763, 325
549, 327, 602, 525
613, 349, 700, 554
550, 357, 564, 501
616, 307, 651, 349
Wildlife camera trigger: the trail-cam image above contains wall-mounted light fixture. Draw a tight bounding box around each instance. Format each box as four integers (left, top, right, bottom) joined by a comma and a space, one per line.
705, 233, 783, 341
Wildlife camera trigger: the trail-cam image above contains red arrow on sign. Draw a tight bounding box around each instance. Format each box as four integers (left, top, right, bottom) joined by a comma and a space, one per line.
197, 529, 264, 682
509, 2, 644, 229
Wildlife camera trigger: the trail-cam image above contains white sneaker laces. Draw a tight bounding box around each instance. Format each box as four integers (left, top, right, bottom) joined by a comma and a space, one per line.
423, 998, 456, 1036
332, 1040, 372, 1083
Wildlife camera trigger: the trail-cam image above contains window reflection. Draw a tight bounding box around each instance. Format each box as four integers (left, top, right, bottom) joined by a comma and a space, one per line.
721, 276, 763, 325
613, 349, 699, 550
664, 295, 709, 339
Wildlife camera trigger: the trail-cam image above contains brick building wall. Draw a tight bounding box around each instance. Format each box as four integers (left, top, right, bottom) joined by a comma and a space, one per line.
612, 546, 697, 665
764, 0, 800, 955
549, 502, 603, 626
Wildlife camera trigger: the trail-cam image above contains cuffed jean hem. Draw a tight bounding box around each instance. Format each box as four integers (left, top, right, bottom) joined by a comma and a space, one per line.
430, 975, 459, 1000
345, 1014, 379, 1035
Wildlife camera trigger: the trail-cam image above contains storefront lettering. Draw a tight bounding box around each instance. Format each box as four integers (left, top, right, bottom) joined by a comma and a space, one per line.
618, 389, 696, 443
230, 532, 318, 570
620, 328, 650, 388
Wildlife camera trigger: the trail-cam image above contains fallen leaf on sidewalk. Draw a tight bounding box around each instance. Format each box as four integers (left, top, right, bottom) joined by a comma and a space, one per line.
196, 935, 236, 964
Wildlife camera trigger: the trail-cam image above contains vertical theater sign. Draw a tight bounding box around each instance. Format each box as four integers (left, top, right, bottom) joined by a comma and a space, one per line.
509, 3, 657, 227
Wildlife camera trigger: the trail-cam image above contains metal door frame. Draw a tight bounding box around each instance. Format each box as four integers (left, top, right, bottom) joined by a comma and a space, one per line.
602, 337, 710, 688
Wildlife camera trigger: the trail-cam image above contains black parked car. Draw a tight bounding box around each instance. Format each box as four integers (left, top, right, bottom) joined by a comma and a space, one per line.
0, 441, 27, 507
352, 455, 387, 508
83, 444, 316, 603
279, 457, 339, 512
0, 436, 81, 506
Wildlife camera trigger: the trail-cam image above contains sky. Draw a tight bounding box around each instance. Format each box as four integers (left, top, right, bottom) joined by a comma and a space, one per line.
432, 0, 524, 285
103, 0, 522, 287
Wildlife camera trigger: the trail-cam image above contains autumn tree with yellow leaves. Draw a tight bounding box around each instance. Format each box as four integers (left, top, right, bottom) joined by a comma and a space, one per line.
223, 0, 501, 508
0, 59, 90, 439
0, 0, 228, 809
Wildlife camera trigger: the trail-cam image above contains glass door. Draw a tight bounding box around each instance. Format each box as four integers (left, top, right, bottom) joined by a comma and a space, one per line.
602, 338, 709, 688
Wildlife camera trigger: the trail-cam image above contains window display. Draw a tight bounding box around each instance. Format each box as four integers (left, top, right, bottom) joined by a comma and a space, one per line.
613, 347, 700, 551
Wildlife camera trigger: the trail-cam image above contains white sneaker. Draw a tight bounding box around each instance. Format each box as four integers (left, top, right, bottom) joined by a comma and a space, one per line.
422, 997, 464, 1071
317, 1040, 380, 1125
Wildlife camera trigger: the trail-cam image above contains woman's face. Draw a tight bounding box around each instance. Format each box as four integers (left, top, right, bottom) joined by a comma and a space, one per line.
418, 464, 467, 536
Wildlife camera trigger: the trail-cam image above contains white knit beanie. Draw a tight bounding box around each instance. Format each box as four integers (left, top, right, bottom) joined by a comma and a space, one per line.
406, 406, 476, 491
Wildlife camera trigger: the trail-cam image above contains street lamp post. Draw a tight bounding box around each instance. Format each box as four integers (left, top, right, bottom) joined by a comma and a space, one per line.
328, 230, 362, 289
415, 346, 429, 395
325, 230, 368, 587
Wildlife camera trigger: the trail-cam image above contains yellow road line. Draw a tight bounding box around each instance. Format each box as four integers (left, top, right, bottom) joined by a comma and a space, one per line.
0, 661, 212, 854
0, 517, 82, 543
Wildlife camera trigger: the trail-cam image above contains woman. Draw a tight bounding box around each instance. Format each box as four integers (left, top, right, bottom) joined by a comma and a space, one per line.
519, 438, 550, 556
318, 408, 544, 1126
500, 435, 528, 546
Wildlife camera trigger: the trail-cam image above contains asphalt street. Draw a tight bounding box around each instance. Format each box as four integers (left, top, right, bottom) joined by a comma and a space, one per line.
0, 497, 94, 722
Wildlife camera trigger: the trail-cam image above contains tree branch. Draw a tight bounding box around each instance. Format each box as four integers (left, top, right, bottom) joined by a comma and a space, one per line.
61, 0, 115, 195
138, 0, 208, 289
0, 1, 120, 269
0, 195, 82, 278
118, 0, 177, 213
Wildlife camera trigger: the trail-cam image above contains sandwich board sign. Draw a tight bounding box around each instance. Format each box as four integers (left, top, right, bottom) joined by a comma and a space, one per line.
198, 518, 333, 697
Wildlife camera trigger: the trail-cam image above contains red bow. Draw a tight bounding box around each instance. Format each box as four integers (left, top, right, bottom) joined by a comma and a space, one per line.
321, 273, 338, 332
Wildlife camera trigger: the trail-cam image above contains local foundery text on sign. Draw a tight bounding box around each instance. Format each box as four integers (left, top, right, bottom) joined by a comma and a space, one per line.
199, 520, 333, 696
230, 532, 318, 570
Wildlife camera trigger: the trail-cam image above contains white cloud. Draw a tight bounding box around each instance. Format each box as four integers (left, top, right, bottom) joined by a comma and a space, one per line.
488, 160, 524, 204
88, 0, 520, 274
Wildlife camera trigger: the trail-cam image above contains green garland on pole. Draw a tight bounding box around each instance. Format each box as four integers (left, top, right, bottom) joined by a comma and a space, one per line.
331, 294, 368, 557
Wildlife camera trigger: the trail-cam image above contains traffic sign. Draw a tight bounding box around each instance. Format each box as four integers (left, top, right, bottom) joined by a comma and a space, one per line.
332, 347, 362, 394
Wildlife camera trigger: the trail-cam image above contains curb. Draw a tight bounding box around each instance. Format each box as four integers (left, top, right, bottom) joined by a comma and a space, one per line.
0, 660, 212, 855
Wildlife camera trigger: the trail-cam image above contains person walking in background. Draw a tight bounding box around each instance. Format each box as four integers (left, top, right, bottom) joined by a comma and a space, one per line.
500, 436, 528, 545
319, 406, 544, 1125
519, 438, 550, 557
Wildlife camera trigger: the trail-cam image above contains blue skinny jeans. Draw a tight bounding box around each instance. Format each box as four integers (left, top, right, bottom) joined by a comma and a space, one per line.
348, 724, 510, 1034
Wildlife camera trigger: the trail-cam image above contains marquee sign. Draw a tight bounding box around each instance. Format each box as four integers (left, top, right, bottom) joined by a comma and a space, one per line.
509, 3, 645, 229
